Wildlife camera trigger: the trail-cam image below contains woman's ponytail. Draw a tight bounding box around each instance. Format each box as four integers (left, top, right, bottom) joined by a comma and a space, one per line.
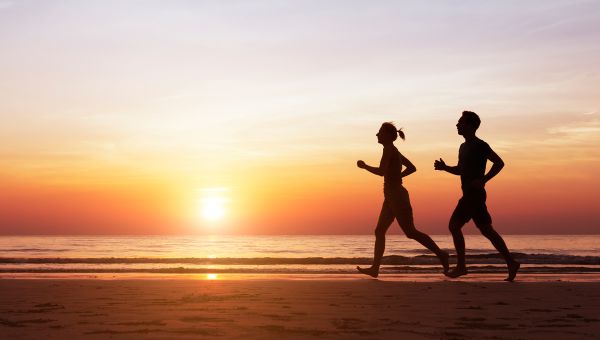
381, 122, 405, 141
397, 128, 405, 141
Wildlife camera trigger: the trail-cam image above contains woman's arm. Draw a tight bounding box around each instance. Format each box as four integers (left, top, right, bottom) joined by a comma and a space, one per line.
357, 148, 390, 176
399, 153, 417, 178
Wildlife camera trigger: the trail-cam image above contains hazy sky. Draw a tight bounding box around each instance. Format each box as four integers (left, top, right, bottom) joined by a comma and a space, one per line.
1, 0, 599, 234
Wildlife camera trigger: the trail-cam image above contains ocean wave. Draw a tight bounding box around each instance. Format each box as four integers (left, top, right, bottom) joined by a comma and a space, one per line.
1, 253, 599, 265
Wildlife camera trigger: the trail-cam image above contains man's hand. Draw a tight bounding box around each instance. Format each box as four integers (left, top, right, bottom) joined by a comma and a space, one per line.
434, 158, 446, 171
357, 160, 366, 169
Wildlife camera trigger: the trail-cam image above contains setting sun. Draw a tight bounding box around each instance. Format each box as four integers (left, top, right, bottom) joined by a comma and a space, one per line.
199, 188, 228, 222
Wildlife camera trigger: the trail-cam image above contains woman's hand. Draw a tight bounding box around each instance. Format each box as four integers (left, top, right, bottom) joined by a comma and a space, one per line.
357, 160, 366, 169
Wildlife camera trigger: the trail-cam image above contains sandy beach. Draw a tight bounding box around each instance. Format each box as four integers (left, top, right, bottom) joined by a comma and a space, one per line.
1, 276, 599, 339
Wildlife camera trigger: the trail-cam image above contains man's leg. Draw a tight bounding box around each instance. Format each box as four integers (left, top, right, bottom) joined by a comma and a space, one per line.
473, 193, 520, 281
476, 223, 520, 281
446, 199, 470, 278
477, 223, 512, 262
447, 219, 467, 277
357, 202, 394, 278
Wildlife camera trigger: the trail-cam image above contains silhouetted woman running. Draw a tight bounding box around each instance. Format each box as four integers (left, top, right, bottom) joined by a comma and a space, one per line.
357, 122, 449, 277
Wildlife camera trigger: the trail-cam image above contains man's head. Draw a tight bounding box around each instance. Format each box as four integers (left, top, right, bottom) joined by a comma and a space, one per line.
456, 110, 481, 136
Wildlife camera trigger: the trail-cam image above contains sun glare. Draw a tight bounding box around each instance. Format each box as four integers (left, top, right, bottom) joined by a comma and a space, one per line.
199, 188, 228, 222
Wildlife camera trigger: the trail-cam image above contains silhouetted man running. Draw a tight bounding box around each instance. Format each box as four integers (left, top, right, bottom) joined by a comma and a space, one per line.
435, 111, 520, 281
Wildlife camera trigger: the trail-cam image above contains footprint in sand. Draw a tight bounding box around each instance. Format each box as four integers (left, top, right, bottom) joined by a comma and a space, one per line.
332, 317, 366, 330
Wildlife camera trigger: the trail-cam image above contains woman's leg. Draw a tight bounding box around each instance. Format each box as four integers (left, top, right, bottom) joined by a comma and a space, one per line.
392, 195, 449, 273
372, 202, 395, 268
357, 201, 394, 278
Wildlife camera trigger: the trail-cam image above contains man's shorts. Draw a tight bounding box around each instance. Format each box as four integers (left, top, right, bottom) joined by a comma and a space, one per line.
450, 188, 492, 227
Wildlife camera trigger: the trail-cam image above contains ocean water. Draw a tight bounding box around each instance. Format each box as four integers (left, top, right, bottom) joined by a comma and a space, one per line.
1, 235, 599, 276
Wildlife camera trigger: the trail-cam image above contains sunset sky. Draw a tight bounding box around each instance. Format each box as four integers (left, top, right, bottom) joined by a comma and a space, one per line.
1, 0, 599, 235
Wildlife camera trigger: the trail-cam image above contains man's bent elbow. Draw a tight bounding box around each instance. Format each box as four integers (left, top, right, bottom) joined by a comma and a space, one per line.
492, 159, 505, 169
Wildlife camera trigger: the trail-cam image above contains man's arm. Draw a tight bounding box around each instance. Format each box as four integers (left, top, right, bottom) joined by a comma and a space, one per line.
483, 149, 504, 183
434, 158, 461, 176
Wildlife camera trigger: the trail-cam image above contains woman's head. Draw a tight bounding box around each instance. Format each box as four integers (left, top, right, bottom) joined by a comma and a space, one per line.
377, 122, 405, 144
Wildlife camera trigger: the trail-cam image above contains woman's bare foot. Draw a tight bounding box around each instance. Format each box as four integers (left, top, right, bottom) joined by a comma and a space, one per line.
356, 266, 379, 278
505, 261, 520, 282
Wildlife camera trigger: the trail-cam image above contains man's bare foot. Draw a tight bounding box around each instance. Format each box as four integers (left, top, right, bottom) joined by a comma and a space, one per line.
505, 261, 520, 282
445, 266, 468, 278
356, 266, 379, 278
439, 251, 450, 274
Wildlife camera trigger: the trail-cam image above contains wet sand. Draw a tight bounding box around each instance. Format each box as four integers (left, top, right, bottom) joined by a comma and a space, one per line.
1, 277, 599, 339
